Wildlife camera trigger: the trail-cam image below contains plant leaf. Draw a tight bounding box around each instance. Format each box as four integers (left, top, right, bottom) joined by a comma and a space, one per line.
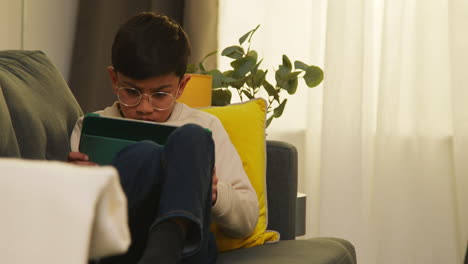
212, 89, 232, 106
247, 50, 258, 62
273, 99, 287, 118
231, 56, 256, 79
275, 65, 290, 88
199, 62, 206, 73
262, 80, 280, 102
223, 70, 234, 77
251, 58, 263, 74
281, 71, 300, 94
207, 69, 225, 88
239, 24, 261, 45
245, 74, 255, 88
304, 65, 324, 87
247, 24, 261, 43
253, 69, 267, 87
222, 70, 239, 86
239, 31, 251, 45
283, 55, 292, 71
228, 76, 246, 89
266, 115, 274, 128
278, 64, 291, 77
294, 60, 309, 71
221, 46, 244, 59
285, 77, 298, 94
285, 71, 301, 80
239, 25, 259, 45
242, 90, 254, 99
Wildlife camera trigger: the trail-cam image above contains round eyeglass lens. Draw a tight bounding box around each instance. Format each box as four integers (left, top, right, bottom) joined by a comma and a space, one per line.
118, 88, 141, 106
150, 92, 175, 110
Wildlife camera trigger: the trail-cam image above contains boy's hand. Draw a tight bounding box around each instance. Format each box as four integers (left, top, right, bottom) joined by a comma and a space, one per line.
68, 152, 98, 166
212, 167, 218, 204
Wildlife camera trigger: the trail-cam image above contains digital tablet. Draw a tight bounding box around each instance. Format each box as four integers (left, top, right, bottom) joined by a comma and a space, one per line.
78, 113, 178, 165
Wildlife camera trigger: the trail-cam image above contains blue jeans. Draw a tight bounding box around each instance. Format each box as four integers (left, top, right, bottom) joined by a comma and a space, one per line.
97, 124, 217, 264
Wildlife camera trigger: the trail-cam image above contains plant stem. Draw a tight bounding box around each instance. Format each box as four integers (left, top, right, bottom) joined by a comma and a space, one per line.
237, 89, 243, 102
267, 97, 274, 113
266, 86, 281, 113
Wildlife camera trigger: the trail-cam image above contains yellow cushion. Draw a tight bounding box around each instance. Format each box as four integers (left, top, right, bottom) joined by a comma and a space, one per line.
200, 98, 279, 252
177, 74, 212, 108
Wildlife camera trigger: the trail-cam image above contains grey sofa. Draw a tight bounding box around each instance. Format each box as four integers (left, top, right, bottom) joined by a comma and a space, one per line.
0, 50, 356, 264
218, 141, 356, 264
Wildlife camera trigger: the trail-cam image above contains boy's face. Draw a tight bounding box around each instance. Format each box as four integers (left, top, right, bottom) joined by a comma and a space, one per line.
107, 67, 190, 122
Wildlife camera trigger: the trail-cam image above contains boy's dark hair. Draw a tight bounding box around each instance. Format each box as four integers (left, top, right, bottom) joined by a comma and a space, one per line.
111, 12, 191, 79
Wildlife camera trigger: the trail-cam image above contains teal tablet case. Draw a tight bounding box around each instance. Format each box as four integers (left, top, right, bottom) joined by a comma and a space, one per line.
78, 114, 178, 165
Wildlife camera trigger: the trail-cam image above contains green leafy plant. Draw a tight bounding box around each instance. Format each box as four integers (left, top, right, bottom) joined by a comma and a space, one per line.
187, 25, 324, 127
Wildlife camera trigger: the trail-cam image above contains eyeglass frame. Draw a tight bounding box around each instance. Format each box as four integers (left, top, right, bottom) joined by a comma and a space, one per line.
114, 73, 182, 111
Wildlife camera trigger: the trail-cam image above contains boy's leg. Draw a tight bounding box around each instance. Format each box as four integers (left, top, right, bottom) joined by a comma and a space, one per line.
99, 140, 164, 264
141, 123, 217, 263
97, 124, 216, 263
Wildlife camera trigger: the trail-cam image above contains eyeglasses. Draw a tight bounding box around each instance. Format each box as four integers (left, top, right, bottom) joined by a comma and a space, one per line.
116, 86, 180, 111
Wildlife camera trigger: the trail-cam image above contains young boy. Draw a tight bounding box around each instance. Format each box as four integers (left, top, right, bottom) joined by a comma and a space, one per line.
68, 12, 258, 264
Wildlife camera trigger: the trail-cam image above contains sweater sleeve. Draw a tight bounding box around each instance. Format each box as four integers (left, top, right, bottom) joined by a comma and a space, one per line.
70, 117, 84, 152
69, 103, 118, 153
210, 119, 259, 238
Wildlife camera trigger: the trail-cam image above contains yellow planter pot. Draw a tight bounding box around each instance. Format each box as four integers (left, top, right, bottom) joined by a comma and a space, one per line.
177, 74, 212, 108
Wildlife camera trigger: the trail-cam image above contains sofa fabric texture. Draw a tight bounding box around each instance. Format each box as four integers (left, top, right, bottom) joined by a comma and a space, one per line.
0, 50, 357, 264
0, 50, 82, 160
218, 238, 356, 264
265, 140, 298, 240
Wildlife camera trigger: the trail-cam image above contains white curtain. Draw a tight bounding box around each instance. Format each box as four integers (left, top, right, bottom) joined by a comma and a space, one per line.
219, 0, 468, 263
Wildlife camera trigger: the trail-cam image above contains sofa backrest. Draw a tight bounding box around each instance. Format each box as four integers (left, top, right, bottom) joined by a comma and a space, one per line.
0, 50, 83, 160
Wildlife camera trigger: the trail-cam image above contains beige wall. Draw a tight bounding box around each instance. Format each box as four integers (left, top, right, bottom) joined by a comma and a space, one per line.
0, 0, 78, 81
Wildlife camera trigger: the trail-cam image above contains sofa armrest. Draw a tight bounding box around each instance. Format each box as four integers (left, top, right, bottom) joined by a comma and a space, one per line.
265, 140, 298, 240
0, 50, 83, 160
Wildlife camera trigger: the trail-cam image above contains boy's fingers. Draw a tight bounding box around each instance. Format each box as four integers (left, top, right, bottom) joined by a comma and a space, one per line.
212, 168, 218, 203
68, 152, 89, 161
67, 152, 97, 166
70, 161, 98, 166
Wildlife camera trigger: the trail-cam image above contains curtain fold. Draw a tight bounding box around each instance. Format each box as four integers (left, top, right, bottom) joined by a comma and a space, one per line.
450, 0, 468, 259
183, 0, 218, 71
218, 0, 468, 263
318, 0, 468, 263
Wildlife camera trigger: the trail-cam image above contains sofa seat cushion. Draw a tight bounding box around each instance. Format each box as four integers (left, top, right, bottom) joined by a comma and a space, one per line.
0, 50, 82, 160
218, 238, 356, 264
